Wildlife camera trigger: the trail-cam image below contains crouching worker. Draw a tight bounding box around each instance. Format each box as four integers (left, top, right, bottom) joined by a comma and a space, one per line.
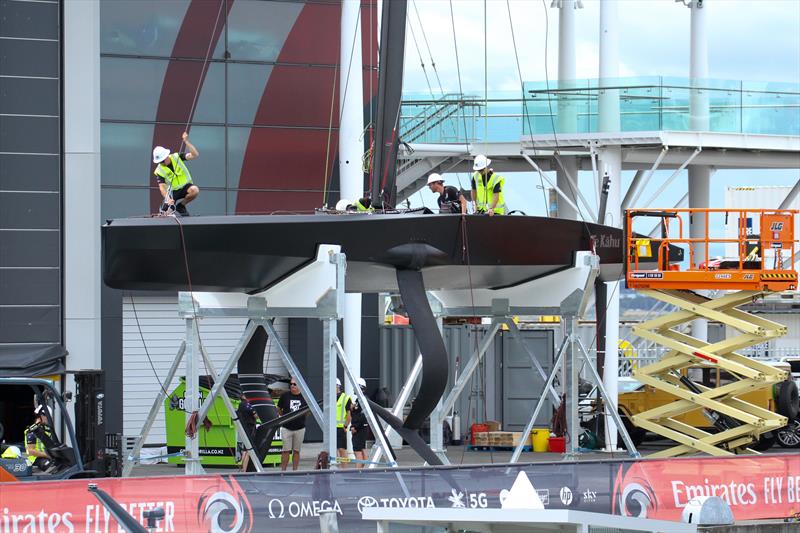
153, 131, 200, 216
25, 405, 54, 471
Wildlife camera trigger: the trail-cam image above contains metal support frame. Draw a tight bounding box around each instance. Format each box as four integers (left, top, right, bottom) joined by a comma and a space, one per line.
622, 146, 668, 209
367, 355, 423, 468
631, 289, 789, 457
509, 290, 640, 463
123, 245, 394, 475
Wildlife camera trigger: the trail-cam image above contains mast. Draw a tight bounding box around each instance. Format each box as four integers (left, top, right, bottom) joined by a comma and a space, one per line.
370, 0, 407, 207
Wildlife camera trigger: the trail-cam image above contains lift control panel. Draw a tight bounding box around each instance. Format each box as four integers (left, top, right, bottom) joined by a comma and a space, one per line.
626, 208, 798, 291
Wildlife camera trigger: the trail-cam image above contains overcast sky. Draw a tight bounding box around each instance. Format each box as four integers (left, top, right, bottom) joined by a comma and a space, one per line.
399, 0, 800, 215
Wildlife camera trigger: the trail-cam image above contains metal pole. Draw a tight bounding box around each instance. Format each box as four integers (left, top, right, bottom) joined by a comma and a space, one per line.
509, 337, 568, 464
368, 355, 423, 467
438, 320, 501, 417
576, 339, 640, 458
198, 344, 263, 472
339, 0, 364, 434
564, 313, 579, 458
778, 178, 800, 209
262, 319, 324, 427
504, 319, 560, 404
556, 0, 579, 220
335, 339, 397, 467
323, 318, 338, 466
429, 316, 448, 463
195, 321, 258, 426
184, 318, 203, 475
688, 0, 711, 349
121, 341, 186, 477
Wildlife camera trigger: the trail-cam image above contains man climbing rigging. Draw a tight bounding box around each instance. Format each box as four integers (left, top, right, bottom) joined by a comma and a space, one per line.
470, 154, 506, 216
153, 132, 200, 216
426, 173, 467, 214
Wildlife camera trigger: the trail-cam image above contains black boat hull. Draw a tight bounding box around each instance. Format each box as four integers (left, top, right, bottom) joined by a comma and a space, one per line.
102, 214, 628, 293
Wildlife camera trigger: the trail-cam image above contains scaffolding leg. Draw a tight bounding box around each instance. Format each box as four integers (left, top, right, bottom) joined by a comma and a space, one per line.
434, 320, 502, 429
368, 355, 423, 468
504, 318, 561, 404
510, 336, 568, 464
334, 339, 397, 467
575, 339, 639, 458
198, 344, 263, 473
323, 318, 338, 467
261, 319, 324, 428
184, 318, 204, 475
121, 341, 186, 477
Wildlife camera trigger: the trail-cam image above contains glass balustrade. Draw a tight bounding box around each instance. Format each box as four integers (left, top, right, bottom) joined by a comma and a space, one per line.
400, 77, 800, 143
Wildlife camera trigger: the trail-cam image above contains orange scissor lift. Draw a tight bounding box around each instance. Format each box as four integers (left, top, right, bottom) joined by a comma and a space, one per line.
625, 208, 796, 457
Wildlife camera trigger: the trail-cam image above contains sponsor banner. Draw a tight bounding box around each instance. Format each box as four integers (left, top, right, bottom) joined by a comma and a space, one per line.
614, 455, 800, 521
0, 455, 797, 532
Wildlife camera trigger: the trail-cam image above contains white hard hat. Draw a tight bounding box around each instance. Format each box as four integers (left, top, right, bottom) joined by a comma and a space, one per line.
152, 146, 170, 164
426, 173, 444, 185
357, 377, 367, 388
336, 378, 341, 387
473, 154, 491, 171
335, 199, 351, 211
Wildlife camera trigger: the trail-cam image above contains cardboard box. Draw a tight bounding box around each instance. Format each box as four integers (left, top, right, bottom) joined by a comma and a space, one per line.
484, 420, 502, 432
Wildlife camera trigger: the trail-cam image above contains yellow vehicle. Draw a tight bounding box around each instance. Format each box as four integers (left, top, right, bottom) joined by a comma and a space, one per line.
614, 362, 798, 451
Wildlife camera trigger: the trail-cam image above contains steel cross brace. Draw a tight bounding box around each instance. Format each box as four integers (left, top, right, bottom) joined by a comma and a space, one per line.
631, 289, 789, 457
334, 339, 397, 467
509, 317, 640, 463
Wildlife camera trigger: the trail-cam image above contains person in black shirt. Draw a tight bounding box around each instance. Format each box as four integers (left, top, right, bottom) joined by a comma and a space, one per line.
277, 379, 309, 471
349, 378, 370, 468
426, 173, 467, 214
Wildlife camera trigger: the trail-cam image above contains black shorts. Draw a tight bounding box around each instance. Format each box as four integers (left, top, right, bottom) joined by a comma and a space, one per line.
172, 184, 194, 201
336, 427, 347, 449
352, 427, 368, 452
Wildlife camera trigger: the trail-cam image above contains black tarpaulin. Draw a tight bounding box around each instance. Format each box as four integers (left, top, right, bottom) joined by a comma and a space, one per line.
0, 345, 66, 377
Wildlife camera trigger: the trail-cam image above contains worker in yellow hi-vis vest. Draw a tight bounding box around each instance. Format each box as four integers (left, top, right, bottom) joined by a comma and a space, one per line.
470, 154, 506, 216
335, 378, 352, 467
152, 132, 200, 216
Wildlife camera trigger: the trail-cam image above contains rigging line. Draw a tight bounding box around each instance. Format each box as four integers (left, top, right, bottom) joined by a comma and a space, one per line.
406, 12, 435, 100
506, 0, 548, 216
180, 0, 226, 152
412, 0, 445, 95
449, 0, 473, 198
411, 0, 466, 191
128, 293, 171, 399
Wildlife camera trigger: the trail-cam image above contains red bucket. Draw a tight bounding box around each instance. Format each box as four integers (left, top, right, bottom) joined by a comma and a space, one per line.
548, 436, 566, 453
470, 423, 489, 445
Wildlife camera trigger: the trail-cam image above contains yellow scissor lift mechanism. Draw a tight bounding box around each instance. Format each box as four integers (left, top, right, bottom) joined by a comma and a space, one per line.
625, 208, 797, 457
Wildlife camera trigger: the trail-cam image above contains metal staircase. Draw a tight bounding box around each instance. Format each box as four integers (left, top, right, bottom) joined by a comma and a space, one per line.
396, 94, 482, 201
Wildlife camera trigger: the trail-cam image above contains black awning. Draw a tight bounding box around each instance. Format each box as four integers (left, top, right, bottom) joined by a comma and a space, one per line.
0, 345, 67, 377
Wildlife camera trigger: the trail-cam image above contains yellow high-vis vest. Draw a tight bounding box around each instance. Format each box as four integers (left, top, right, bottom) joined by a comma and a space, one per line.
154, 153, 193, 190
472, 171, 506, 214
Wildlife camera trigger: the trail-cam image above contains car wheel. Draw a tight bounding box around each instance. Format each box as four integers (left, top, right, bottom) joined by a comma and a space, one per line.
776, 380, 799, 421
776, 419, 800, 448
751, 432, 776, 451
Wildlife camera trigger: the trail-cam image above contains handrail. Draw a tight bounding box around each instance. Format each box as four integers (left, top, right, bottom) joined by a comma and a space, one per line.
625, 208, 799, 292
